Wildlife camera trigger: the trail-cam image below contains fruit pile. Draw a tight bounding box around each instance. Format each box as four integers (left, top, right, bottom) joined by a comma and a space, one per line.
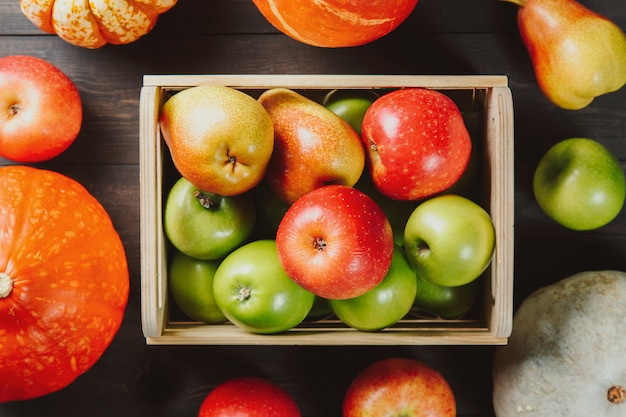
159, 84, 497, 334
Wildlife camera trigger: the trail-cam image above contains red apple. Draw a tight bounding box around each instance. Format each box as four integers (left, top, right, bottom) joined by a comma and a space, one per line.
198, 376, 301, 417
343, 357, 456, 417
276, 184, 394, 300
0, 55, 82, 162
361, 88, 472, 200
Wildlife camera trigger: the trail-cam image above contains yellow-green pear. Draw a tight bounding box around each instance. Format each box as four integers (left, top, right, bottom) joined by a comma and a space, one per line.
160, 85, 274, 196
505, 0, 626, 110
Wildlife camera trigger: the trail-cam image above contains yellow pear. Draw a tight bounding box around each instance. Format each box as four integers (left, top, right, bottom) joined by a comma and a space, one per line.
160, 85, 274, 195
506, 0, 626, 110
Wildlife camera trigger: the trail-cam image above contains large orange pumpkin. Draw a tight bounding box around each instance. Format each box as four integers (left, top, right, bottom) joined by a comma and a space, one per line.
251, 0, 419, 47
0, 166, 129, 402
20, 0, 178, 49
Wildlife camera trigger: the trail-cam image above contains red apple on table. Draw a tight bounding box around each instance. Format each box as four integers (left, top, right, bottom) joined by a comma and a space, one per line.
361, 88, 472, 201
343, 357, 456, 417
276, 184, 394, 300
0, 55, 82, 162
198, 376, 301, 417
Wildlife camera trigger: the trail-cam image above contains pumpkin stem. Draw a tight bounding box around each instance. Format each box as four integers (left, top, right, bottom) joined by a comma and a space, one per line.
0, 272, 13, 299
608, 385, 626, 404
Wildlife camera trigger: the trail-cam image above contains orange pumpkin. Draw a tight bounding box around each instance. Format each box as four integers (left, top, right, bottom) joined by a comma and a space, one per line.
251, 0, 419, 47
20, 0, 178, 49
0, 166, 129, 402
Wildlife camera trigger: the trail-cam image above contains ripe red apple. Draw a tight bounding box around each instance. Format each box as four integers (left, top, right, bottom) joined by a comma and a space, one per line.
198, 376, 301, 417
361, 88, 472, 201
276, 184, 394, 300
343, 357, 456, 417
0, 55, 82, 162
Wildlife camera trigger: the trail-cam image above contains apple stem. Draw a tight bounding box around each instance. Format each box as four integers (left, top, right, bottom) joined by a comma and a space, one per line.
237, 286, 252, 302
194, 191, 217, 209
0, 272, 13, 299
314, 237, 327, 251
417, 242, 430, 257
608, 385, 626, 404
9, 103, 20, 117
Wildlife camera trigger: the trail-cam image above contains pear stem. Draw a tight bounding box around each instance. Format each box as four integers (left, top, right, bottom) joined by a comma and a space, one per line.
500, 0, 527, 7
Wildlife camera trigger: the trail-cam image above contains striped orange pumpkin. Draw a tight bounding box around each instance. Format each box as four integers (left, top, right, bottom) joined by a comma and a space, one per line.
20, 0, 177, 49
252, 0, 419, 47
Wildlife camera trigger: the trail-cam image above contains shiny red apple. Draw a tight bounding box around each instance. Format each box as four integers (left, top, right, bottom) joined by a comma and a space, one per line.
343, 357, 456, 417
361, 88, 472, 201
0, 55, 82, 162
276, 184, 394, 300
198, 376, 301, 417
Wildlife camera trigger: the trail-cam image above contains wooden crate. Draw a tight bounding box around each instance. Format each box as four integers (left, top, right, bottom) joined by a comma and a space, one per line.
140, 74, 514, 345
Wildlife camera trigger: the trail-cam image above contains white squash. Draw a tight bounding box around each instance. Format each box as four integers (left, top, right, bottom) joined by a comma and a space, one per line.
493, 270, 626, 416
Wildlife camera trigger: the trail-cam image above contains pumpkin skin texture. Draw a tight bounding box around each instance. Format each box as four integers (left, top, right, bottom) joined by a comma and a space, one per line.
493, 270, 626, 417
0, 166, 129, 402
19, 0, 178, 49
251, 0, 419, 47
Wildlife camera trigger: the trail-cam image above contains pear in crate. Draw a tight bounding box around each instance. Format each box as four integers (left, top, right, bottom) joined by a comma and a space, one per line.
258, 88, 365, 204
160, 85, 274, 196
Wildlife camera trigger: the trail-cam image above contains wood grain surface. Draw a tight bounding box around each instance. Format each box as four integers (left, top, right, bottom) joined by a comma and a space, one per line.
1, 1, 625, 416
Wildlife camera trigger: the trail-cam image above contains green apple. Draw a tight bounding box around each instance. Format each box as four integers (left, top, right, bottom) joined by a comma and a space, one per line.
168, 250, 227, 324
404, 194, 495, 287
533, 137, 626, 231
212, 239, 315, 334
412, 272, 479, 319
329, 246, 417, 331
164, 176, 256, 260
323, 89, 378, 135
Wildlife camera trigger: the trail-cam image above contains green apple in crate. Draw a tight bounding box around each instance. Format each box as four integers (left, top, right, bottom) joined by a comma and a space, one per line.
164, 176, 256, 260
213, 240, 315, 334
329, 246, 417, 331
413, 272, 479, 319
323, 89, 378, 135
533, 137, 626, 231
168, 250, 226, 324
404, 194, 495, 287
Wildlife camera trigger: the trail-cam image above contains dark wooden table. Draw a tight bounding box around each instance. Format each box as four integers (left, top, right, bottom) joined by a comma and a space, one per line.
1, 1, 625, 416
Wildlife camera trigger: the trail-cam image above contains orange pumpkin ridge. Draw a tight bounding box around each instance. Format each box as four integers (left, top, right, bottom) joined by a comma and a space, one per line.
252, 0, 419, 47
